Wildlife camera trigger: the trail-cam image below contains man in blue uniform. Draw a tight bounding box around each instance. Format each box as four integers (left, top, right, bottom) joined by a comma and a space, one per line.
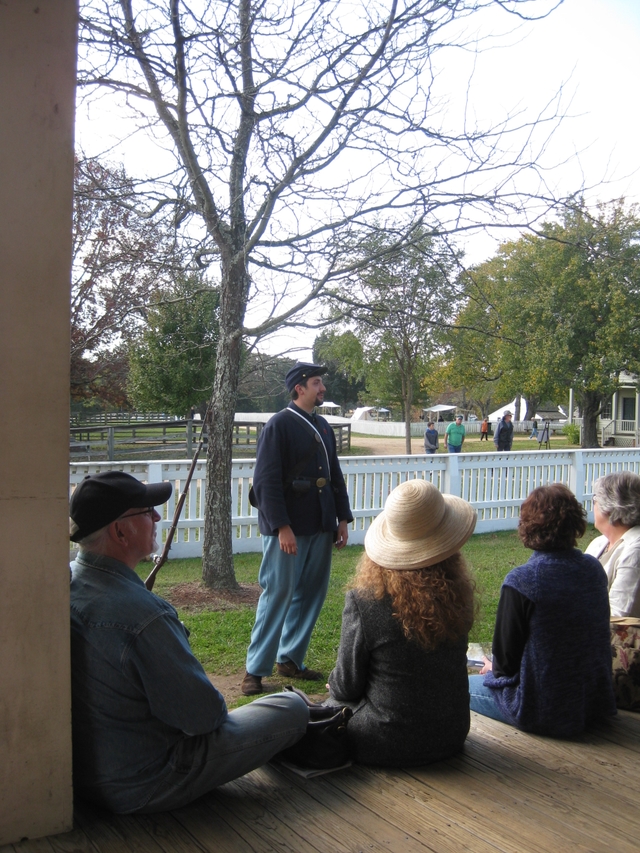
242, 363, 353, 696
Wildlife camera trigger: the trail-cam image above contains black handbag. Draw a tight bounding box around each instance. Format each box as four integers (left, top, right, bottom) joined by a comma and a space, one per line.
276, 685, 353, 769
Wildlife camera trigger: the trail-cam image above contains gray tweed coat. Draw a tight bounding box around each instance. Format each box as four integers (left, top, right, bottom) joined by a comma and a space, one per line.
328, 589, 470, 766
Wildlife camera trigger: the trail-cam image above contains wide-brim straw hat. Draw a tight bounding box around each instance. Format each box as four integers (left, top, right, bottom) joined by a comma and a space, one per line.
365, 479, 477, 570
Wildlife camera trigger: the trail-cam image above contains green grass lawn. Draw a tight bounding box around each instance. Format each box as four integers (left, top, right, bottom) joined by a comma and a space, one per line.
139, 524, 601, 703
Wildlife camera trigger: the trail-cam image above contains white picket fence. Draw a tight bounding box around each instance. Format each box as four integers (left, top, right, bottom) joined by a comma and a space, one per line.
69, 448, 640, 557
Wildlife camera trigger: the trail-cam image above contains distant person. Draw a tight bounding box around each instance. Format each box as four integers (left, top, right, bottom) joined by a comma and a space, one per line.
424, 421, 439, 454
493, 410, 514, 451
444, 415, 465, 453
529, 420, 539, 440
328, 479, 477, 765
469, 484, 616, 737
69, 472, 307, 814
585, 471, 640, 617
480, 417, 490, 441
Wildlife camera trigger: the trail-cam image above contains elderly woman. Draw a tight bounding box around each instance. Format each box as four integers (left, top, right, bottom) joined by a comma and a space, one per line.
585, 471, 640, 618
328, 479, 477, 766
469, 484, 616, 737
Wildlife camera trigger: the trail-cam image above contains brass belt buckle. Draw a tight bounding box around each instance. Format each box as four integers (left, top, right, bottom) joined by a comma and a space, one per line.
316, 477, 327, 488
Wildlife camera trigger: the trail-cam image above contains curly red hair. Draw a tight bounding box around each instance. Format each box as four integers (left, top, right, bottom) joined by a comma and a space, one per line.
350, 552, 476, 650
518, 483, 586, 551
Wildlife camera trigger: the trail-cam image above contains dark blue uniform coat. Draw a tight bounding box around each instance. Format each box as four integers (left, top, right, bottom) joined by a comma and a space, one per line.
252, 403, 353, 536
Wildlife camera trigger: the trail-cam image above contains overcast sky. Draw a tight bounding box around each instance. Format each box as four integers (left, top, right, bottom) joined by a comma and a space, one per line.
75, 0, 640, 359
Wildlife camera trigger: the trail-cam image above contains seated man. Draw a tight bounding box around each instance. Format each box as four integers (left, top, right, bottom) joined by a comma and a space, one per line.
69, 472, 307, 814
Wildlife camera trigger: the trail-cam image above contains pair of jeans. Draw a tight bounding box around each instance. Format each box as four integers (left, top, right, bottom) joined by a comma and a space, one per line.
447, 443, 462, 453
468, 675, 509, 723
246, 531, 333, 676
135, 692, 308, 813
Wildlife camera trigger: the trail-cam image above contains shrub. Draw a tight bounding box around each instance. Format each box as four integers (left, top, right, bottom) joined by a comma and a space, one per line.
562, 423, 580, 444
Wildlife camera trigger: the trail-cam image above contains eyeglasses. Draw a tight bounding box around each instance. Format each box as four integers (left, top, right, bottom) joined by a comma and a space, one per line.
121, 507, 156, 520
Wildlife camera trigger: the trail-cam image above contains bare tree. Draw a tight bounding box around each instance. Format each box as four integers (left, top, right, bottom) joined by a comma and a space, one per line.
71, 157, 181, 404
78, 0, 565, 587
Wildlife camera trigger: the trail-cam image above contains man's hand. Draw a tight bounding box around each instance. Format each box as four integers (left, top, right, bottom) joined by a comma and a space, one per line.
335, 520, 349, 550
278, 524, 297, 555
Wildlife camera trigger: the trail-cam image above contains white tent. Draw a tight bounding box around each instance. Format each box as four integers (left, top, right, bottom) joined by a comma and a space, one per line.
489, 398, 528, 421
351, 406, 375, 421
318, 401, 340, 410
423, 404, 457, 413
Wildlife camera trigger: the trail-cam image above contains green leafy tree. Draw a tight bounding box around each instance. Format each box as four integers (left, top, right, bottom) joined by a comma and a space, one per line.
450, 200, 640, 446
128, 277, 220, 416
329, 230, 457, 451
313, 331, 367, 414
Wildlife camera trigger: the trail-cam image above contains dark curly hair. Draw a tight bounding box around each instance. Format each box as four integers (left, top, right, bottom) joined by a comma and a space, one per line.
350, 552, 476, 650
518, 483, 586, 551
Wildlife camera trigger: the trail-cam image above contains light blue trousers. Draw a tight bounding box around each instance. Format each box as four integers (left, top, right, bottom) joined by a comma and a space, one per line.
246, 531, 333, 677
135, 693, 308, 813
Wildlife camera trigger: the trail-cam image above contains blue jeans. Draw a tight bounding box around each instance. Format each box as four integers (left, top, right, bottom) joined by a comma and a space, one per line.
468, 675, 509, 723
137, 693, 308, 813
246, 531, 334, 676
447, 443, 462, 453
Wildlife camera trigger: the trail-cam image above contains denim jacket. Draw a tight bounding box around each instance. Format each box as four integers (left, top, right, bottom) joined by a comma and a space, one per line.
70, 552, 227, 810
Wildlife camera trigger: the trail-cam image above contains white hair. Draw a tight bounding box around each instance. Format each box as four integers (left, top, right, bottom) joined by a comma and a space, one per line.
593, 471, 640, 527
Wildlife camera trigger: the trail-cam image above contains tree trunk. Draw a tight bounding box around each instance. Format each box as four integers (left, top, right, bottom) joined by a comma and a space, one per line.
404, 374, 413, 454
201, 258, 248, 589
514, 394, 521, 421
523, 396, 539, 421
580, 390, 602, 449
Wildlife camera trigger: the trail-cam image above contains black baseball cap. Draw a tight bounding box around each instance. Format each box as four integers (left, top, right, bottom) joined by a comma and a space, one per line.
285, 362, 326, 393
69, 471, 172, 542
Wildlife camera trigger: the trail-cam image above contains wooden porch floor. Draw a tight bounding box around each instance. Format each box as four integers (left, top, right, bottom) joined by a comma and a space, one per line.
5, 710, 639, 853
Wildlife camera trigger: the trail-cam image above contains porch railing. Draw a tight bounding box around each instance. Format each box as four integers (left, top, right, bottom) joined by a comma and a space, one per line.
69, 447, 640, 556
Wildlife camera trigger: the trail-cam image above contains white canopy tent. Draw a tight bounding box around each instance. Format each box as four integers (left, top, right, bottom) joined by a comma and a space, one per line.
423, 404, 457, 414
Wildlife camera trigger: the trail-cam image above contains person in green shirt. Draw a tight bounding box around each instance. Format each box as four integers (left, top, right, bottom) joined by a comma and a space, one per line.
445, 415, 465, 453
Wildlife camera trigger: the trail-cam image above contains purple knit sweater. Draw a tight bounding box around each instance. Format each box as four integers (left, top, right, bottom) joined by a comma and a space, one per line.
484, 549, 616, 737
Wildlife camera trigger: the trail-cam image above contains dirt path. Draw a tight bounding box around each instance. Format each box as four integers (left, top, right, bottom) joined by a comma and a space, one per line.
351, 434, 427, 455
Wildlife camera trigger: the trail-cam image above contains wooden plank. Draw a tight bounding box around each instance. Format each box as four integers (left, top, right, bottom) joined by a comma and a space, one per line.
72, 805, 167, 853
215, 765, 416, 853
171, 788, 318, 853
457, 738, 640, 848
589, 709, 640, 751
45, 822, 99, 853
296, 763, 512, 853
469, 714, 640, 788
405, 757, 615, 853
136, 811, 243, 853
359, 762, 587, 853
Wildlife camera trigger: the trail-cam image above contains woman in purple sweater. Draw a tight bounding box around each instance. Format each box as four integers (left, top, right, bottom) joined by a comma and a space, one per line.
469, 484, 616, 737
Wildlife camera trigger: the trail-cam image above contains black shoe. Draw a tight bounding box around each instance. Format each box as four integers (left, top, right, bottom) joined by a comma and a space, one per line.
241, 671, 263, 696
276, 661, 324, 681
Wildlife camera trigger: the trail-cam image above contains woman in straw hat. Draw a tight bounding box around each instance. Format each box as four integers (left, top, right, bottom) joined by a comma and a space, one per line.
470, 484, 616, 737
327, 478, 477, 766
